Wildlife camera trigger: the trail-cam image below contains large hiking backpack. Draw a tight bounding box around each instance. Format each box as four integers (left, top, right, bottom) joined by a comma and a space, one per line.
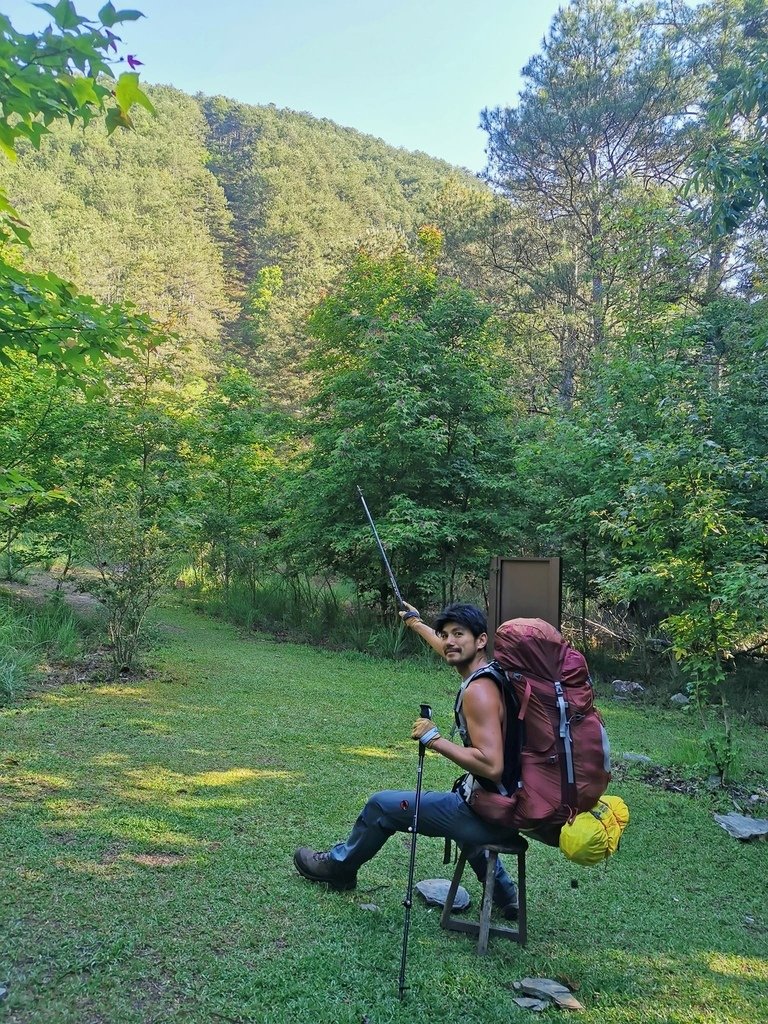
468, 617, 611, 837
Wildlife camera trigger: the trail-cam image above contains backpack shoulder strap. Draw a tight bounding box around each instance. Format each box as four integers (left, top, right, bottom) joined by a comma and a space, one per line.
478, 660, 506, 687
454, 660, 506, 709
453, 660, 518, 735
450, 661, 524, 797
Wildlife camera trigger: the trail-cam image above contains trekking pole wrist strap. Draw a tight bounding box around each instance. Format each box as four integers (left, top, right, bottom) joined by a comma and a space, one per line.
419, 726, 440, 747
403, 611, 421, 623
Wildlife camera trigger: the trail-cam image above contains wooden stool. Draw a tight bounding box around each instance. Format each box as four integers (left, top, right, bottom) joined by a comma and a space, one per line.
439, 840, 528, 954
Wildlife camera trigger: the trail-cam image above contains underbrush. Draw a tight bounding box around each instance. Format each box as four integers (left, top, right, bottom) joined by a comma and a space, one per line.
196, 577, 426, 660
586, 640, 768, 725
0, 595, 85, 701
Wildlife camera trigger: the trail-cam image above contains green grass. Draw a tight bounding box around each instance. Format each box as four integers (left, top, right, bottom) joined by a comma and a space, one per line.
0, 595, 84, 701
1, 601, 767, 1023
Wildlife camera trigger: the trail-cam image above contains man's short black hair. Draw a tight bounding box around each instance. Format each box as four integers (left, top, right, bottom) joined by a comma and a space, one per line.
433, 603, 488, 639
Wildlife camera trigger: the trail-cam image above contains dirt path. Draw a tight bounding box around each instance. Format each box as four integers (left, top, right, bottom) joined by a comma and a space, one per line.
0, 569, 103, 616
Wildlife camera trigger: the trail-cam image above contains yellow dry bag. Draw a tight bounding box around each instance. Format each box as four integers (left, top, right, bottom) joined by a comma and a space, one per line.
559, 795, 630, 866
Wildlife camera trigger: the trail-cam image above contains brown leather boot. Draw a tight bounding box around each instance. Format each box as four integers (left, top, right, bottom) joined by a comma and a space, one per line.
293, 847, 357, 890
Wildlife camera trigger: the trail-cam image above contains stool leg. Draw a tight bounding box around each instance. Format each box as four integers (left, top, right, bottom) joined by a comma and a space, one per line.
440, 851, 467, 929
477, 850, 497, 955
517, 851, 527, 947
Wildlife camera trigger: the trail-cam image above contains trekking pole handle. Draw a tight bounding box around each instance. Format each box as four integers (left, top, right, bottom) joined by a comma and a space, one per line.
420, 704, 432, 720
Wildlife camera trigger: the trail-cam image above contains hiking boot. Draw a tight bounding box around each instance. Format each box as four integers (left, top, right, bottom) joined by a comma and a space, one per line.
492, 884, 519, 921
495, 897, 519, 921
293, 847, 357, 891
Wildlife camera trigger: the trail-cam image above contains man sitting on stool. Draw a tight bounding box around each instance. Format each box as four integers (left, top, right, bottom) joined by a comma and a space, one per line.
293, 602, 521, 919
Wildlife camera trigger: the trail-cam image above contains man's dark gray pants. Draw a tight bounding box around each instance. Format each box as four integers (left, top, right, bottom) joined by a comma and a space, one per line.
327, 789, 520, 904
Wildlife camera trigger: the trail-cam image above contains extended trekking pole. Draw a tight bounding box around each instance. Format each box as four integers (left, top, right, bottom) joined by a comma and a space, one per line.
356, 486, 406, 611
398, 703, 432, 1001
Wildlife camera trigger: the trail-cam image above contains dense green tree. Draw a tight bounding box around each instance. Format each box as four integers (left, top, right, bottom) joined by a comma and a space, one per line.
2, 86, 234, 373
0, 1, 156, 365
0, 1, 162, 516
0, 339, 200, 579
681, 0, 768, 236
481, 0, 696, 402
595, 344, 767, 778
0, 1, 153, 243
291, 229, 522, 612
0, 357, 67, 570
185, 365, 290, 595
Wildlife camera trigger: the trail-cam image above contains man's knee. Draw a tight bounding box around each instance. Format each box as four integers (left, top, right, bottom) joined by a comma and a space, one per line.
362, 790, 412, 830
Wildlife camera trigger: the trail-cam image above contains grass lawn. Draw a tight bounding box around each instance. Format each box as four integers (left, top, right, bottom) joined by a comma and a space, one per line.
1, 601, 767, 1023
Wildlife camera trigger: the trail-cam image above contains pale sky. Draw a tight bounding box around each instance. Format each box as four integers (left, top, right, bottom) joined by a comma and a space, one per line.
5, 0, 566, 171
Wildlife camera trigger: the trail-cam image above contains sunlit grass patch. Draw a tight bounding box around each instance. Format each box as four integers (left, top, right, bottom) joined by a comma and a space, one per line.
39, 690, 91, 707
91, 685, 147, 697
339, 744, 401, 760
1, 771, 71, 800
98, 815, 197, 845
706, 952, 768, 981
44, 798, 99, 818
89, 752, 131, 767
192, 767, 294, 787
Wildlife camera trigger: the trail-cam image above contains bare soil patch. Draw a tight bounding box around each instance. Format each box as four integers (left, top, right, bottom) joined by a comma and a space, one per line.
0, 569, 103, 616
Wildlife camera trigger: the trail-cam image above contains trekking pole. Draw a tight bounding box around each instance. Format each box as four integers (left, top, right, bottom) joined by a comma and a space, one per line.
398, 702, 432, 1001
356, 486, 406, 611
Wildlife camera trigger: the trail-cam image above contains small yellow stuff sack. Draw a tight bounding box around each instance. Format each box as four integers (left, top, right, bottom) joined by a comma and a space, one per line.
559, 795, 630, 866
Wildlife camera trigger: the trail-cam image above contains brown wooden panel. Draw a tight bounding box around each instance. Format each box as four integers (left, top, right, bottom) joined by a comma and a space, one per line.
488, 557, 562, 637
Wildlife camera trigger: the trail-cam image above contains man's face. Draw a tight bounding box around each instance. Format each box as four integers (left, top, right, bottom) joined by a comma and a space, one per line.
437, 620, 487, 670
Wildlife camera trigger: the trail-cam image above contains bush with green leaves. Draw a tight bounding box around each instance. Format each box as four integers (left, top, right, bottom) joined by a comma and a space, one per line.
85, 489, 179, 676
593, 350, 768, 780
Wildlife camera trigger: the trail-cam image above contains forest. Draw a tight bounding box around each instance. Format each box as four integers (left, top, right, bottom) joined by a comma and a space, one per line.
1, 0, 767, 779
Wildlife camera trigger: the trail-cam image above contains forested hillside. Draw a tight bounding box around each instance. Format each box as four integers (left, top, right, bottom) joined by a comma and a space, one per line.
201, 95, 480, 399
1, 86, 233, 374
1, 85, 475, 392
2, 0, 767, 780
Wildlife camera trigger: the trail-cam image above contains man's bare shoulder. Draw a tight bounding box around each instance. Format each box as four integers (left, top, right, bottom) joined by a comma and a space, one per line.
463, 672, 504, 713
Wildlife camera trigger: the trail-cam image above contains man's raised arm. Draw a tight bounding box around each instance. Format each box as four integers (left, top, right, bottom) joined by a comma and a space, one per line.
399, 601, 445, 655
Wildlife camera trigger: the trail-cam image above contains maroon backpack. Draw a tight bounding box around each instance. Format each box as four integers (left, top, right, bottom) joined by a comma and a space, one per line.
468, 618, 611, 839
